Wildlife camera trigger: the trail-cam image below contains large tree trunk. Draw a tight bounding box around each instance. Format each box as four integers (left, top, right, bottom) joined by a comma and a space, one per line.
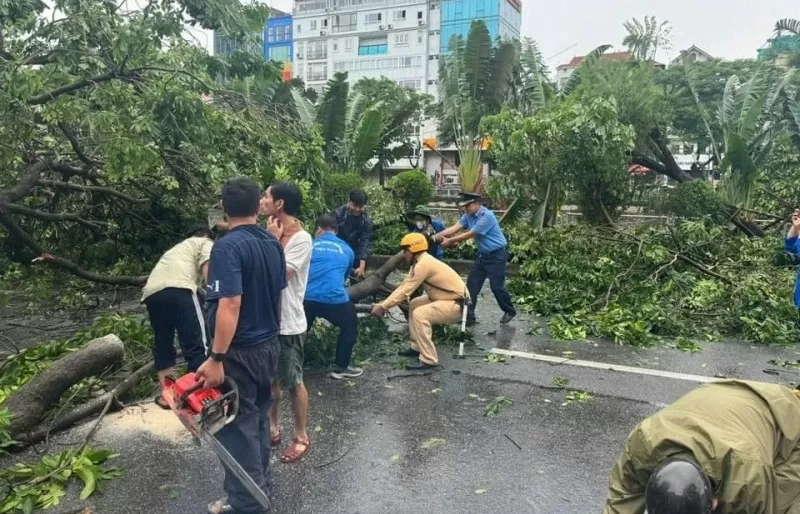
347, 251, 405, 302
6, 335, 125, 437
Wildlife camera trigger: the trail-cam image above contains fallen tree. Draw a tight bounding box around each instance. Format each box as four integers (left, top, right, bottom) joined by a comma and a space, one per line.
5, 335, 125, 438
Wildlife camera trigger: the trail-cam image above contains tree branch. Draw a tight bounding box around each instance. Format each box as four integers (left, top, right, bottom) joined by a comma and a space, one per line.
57, 123, 102, 168
49, 162, 103, 180
36, 180, 147, 203
648, 127, 694, 183
0, 161, 50, 204
27, 69, 127, 105
0, 211, 147, 286
2, 202, 106, 229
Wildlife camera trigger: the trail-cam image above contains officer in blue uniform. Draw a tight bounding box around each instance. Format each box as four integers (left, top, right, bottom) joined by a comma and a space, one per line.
433, 193, 516, 326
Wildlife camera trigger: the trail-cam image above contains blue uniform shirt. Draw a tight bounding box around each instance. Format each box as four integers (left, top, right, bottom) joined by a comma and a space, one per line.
785, 236, 800, 308
205, 225, 286, 346
305, 232, 355, 305
459, 206, 507, 254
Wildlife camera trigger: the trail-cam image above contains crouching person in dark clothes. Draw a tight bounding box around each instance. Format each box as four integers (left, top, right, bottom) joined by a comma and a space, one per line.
141, 225, 213, 405
198, 177, 286, 514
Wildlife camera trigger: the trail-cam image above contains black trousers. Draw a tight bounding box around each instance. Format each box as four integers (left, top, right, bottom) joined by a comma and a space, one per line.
215, 341, 279, 514
144, 287, 208, 372
466, 247, 516, 322
304, 300, 358, 369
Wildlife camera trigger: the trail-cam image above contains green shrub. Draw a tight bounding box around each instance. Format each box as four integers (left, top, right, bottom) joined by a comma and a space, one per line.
322, 172, 366, 210
363, 185, 404, 227
665, 180, 721, 219
371, 223, 408, 255
388, 170, 433, 210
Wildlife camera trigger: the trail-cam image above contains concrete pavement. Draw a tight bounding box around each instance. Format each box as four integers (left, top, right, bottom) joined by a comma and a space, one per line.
5, 303, 800, 514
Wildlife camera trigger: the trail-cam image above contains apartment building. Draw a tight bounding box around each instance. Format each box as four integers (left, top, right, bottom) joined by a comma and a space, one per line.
213, 8, 293, 63
265, 12, 294, 63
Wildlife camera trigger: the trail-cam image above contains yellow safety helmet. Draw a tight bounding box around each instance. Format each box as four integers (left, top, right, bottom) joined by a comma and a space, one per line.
400, 232, 428, 253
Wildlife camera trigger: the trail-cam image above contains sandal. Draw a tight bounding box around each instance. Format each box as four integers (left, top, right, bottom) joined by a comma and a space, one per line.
280, 436, 310, 464
154, 394, 170, 410
270, 432, 281, 448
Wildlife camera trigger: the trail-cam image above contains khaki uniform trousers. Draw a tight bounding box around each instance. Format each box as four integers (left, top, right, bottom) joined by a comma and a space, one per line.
408, 295, 462, 365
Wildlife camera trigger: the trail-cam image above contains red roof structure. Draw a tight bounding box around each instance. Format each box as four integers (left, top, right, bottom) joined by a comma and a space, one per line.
557, 51, 633, 70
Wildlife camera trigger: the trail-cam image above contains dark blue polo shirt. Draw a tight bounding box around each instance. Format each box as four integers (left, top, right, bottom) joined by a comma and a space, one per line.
206, 224, 286, 346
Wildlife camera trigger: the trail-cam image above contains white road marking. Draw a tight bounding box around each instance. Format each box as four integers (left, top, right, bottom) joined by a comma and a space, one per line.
490, 348, 722, 384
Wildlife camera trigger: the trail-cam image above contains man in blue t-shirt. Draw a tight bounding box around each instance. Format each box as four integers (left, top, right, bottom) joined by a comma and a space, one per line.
303, 215, 363, 380
433, 192, 516, 327
197, 176, 286, 514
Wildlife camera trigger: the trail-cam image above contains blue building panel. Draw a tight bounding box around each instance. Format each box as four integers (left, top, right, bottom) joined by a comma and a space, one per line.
264, 14, 293, 63
439, 0, 521, 54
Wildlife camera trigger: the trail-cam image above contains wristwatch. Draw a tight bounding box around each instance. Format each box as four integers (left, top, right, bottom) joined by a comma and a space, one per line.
209, 351, 226, 362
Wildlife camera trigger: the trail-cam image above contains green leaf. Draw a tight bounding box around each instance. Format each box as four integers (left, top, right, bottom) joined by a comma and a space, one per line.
76, 467, 97, 500
421, 437, 447, 449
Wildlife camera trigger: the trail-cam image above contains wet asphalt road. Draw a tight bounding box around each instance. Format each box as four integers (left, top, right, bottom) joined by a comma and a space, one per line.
9, 303, 800, 514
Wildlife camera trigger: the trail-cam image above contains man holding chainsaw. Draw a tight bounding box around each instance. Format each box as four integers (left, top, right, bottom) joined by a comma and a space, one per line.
198, 176, 285, 514
370, 233, 468, 370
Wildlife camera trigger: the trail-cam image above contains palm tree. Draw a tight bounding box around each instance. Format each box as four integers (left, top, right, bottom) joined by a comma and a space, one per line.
622, 16, 672, 61
438, 20, 519, 192
775, 18, 800, 35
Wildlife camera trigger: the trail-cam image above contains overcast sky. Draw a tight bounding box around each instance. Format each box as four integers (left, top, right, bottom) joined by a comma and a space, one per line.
211, 0, 796, 69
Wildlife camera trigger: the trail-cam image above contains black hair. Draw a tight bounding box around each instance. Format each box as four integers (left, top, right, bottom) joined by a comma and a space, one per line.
315, 214, 339, 233
268, 181, 302, 216
349, 189, 368, 207
185, 225, 214, 239
222, 177, 260, 218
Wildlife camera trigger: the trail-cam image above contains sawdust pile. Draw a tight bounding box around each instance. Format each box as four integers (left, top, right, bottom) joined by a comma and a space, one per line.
98, 404, 191, 445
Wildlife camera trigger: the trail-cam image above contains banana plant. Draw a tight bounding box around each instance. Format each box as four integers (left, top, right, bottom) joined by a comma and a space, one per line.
713, 66, 794, 214
291, 72, 384, 173
438, 20, 519, 193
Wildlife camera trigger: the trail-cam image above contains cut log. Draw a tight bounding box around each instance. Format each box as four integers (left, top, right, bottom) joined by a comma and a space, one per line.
5, 335, 125, 437
17, 361, 156, 448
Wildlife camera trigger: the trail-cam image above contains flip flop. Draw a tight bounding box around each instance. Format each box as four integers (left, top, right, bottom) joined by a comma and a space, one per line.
280, 436, 310, 464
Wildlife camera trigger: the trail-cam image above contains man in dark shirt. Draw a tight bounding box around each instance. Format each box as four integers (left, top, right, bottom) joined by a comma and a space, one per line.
330, 189, 373, 277
197, 177, 286, 514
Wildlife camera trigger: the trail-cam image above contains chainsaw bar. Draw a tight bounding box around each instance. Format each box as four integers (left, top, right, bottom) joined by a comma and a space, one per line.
163, 379, 271, 512
198, 430, 272, 512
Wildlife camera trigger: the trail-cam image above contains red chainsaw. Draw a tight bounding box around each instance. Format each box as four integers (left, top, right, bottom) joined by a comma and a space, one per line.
161, 373, 271, 511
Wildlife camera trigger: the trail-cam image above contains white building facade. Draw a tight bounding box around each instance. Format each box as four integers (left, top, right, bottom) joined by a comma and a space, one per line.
291, 0, 520, 180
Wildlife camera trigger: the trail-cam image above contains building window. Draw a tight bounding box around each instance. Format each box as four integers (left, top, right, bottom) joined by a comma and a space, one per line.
333, 41, 338, 51
395, 33, 409, 45
359, 43, 388, 55
393, 10, 406, 21
268, 27, 275, 42
323, 18, 328, 27
307, 40, 327, 60
344, 38, 353, 50
364, 12, 382, 25
269, 45, 291, 63
418, 11, 423, 20
398, 79, 421, 90
308, 63, 328, 81
431, 3, 438, 9
333, 13, 357, 33
417, 33, 423, 44
310, 20, 317, 30
297, 24, 301, 33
